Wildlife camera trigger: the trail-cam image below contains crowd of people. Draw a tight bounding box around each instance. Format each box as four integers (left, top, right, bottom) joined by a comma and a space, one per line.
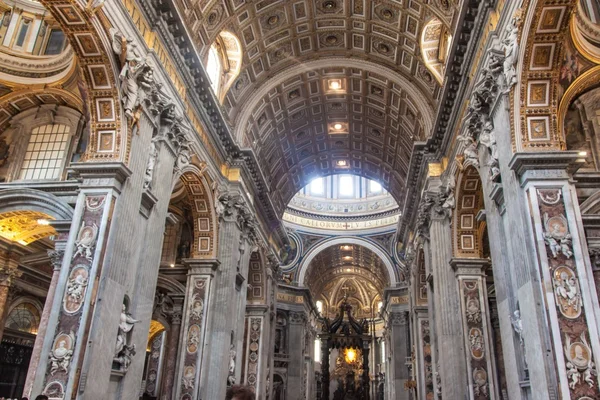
0, 396, 47, 400
2, 385, 255, 400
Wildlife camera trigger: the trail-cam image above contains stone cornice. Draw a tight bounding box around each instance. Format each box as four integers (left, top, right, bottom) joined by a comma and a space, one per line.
449, 257, 491, 273
140, 0, 287, 249
508, 151, 585, 177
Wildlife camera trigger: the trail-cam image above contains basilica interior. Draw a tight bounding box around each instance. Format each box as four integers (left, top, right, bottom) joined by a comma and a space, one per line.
0, 0, 600, 399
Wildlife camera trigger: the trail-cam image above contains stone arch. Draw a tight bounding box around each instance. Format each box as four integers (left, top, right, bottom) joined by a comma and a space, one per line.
557, 65, 600, 149
178, 168, 217, 259
247, 250, 267, 304
0, 188, 74, 220
36, 0, 125, 162
296, 236, 398, 287
0, 88, 84, 132
515, 0, 580, 151
452, 165, 486, 258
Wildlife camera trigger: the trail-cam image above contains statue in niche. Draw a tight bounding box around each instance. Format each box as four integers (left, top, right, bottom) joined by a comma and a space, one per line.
511, 309, 523, 344
73, 221, 98, 261
227, 343, 237, 386
114, 303, 140, 372
143, 139, 158, 190
177, 240, 190, 260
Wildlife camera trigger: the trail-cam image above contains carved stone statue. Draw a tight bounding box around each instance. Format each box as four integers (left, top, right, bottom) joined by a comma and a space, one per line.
111, 29, 147, 120
113, 344, 136, 373
114, 304, 140, 366
457, 134, 480, 168
511, 310, 523, 345
229, 344, 236, 375
143, 140, 159, 190
175, 140, 191, 172
478, 117, 500, 181
441, 178, 455, 219
502, 17, 520, 90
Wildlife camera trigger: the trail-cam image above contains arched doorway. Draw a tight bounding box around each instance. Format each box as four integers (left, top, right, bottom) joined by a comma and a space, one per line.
304, 243, 391, 400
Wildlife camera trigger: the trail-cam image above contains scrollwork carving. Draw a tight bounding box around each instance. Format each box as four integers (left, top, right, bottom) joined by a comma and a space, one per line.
47, 249, 65, 270
564, 333, 597, 389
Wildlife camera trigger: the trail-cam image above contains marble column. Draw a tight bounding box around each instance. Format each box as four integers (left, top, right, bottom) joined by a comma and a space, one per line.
451, 258, 499, 399
200, 189, 256, 400
242, 305, 268, 396
321, 337, 331, 400
507, 153, 600, 399
387, 311, 410, 400
423, 189, 469, 400
413, 309, 433, 400
287, 311, 307, 398
23, 220, 71, 398
174, 259, 219, 400
0, 247, 22, 341
159, 295, 183, 400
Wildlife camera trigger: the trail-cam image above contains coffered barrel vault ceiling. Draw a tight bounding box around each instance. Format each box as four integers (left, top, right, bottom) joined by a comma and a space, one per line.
176, 0, 456, 212
304, 244, 390, 312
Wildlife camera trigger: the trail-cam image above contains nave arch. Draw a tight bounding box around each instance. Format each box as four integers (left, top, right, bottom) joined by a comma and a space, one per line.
295, 236, 399, 288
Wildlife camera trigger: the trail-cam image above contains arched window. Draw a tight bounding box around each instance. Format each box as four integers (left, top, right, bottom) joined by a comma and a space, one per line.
421, 18, 452, 84
5, 301, 41, 334
206, 45, 221, 94
19, 123, 70, 180
205, 31, 242, 102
